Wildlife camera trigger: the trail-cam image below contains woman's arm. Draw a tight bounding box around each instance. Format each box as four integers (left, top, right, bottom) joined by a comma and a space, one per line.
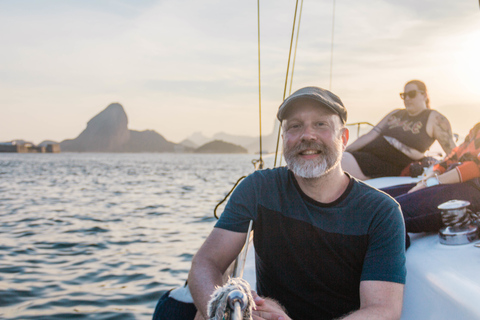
345, 129, 381, 153
346, 110, 398, 153
408, 169, 461, 193
383, 136, 425, 160
428, 111, 456, 155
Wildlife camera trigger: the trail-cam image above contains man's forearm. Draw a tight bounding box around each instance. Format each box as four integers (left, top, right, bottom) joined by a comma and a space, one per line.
188, 258, 224, 319
337, 305, 401, 320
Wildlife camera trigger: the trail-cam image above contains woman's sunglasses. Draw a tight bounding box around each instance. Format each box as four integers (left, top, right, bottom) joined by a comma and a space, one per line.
400, 90, 424, 100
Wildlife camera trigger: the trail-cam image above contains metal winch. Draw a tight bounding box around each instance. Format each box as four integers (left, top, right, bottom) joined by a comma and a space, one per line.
438, 200, 479, 245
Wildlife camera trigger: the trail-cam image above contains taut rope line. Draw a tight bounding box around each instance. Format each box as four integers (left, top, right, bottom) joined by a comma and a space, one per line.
279, 0, 304, 168
256, 0, 264, 170
329, 0, 336, 90
288, 0, 304, 97
274, 0, 302, 167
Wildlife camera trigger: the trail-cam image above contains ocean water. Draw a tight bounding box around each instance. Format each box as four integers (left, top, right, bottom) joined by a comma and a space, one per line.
0, 153, 275, 319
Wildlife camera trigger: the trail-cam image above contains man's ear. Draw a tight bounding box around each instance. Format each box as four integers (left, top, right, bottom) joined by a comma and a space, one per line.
341, 127, 349, 150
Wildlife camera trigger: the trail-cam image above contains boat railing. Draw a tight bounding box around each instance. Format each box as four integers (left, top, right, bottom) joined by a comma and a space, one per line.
346, 121, 374, 140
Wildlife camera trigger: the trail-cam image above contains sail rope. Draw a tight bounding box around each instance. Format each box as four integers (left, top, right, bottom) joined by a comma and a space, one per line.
214, 176, 246, 219
280, 0, 305, 168
289, 0, 304, 97
254, 0, 264, 171
214, 0, 304, 218
274, 0, 303, 168
329, 0, 336, 90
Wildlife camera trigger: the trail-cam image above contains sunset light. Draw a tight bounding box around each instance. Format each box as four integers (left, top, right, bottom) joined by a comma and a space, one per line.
453, 28, 480, 96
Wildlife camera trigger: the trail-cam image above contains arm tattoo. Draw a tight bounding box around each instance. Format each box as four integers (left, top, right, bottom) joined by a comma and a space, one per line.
434, 114, 456, 154
372, 126, 382, 134
384, 136, 424, 160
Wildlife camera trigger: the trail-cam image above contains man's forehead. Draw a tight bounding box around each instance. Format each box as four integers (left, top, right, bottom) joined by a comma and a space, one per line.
283, 99, 337, 120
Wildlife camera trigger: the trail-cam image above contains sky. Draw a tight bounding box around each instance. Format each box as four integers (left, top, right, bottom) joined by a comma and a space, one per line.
1, 0, 479, 145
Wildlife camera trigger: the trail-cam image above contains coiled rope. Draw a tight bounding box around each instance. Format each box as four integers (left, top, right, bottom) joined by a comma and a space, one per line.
207, 277, 254, 320
441, 208, 480, 228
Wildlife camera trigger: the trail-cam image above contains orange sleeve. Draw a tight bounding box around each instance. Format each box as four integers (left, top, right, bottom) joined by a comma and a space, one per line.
455, 161, 480, 182
433, 163, 446, 174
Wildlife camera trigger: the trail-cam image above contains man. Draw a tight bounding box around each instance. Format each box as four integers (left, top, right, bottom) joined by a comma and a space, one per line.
188, 87, 406, 320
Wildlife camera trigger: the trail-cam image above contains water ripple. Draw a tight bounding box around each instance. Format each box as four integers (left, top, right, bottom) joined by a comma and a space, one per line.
0, 153, 260, 319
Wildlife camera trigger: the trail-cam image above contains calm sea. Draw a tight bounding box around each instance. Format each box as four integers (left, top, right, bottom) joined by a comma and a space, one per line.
0, 153, 276, 319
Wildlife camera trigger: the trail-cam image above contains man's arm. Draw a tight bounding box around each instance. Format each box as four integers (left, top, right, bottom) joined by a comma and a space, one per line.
252, 280, 404, 320
188, 227, 247, 319
339, 280, 404, 320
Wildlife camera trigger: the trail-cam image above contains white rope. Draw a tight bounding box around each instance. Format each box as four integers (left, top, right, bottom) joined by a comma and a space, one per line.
207, 277, 254, 320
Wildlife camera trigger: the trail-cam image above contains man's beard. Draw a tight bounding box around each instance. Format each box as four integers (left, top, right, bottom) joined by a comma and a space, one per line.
284, 138, 343, 179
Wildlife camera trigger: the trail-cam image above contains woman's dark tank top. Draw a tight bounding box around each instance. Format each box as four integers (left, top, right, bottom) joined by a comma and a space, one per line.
382, 109, 435, 153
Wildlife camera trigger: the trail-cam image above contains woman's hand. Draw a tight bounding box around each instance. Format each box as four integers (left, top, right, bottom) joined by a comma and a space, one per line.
251, 291, 291, 320
408, 180, 427, 193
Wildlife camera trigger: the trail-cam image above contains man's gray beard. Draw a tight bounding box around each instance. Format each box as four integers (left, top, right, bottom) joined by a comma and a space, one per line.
284, 139, 342, 179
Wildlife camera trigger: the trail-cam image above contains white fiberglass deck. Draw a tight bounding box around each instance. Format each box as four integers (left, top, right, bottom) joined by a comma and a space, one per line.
401, 233, 480, 320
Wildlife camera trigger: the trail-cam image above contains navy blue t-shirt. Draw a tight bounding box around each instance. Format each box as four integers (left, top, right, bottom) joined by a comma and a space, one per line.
215, 167, 406, 320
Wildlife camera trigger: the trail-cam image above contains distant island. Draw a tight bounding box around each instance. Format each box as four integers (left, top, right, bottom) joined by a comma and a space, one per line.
194, 140, 247, 154
1, 102, 281, 154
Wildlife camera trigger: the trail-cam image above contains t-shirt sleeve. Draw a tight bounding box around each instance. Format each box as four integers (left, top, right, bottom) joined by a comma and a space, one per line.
361, 197, 406, 284
214, 173, 258, 233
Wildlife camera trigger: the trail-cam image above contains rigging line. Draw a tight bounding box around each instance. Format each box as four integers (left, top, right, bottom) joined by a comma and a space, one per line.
212, 1, 264, 220
288, 0, 304, 96
213, 176, 247, 219
257, 0, 264, 169
274, 0, 300, 168
280, 0, 304, 168
329, 0, 336, 90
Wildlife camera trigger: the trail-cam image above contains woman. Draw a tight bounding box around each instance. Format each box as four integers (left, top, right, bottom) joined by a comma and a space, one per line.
382, 122, 480, 248
342, 80, 456, 180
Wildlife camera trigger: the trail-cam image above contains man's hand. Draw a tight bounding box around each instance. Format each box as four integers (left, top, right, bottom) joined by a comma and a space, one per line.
251, 291, 291, 320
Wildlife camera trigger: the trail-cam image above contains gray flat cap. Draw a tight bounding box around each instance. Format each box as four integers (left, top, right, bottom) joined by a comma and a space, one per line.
277, 86, 347, 123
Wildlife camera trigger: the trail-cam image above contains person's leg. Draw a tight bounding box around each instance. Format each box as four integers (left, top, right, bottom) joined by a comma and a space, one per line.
395, 182, 480, 233
152, 289, 197, 320
341, 152, 369, 180
381, 183, 416, 198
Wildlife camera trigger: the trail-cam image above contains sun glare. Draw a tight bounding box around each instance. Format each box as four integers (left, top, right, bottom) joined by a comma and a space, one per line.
452, 28, 480, 96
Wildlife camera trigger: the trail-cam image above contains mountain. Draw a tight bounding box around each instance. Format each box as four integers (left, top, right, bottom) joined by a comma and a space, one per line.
245, 119, 281, 153
121, 130, 176, 152
212, 132, 257, 148
188, 119, 282, 154
60, 103, 176, 152
178, 139, 198, 149
186, 131, 211, 146
194, 140, 248, 154
61, 103, 130, 152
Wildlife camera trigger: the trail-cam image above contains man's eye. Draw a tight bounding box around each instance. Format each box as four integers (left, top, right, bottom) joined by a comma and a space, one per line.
289, 124, 301, 130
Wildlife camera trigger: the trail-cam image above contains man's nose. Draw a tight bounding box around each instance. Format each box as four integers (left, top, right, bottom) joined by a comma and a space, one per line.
301, 125, 317, 140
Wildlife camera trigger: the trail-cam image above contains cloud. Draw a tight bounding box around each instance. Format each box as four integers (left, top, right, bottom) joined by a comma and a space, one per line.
0, 0, 478, 143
